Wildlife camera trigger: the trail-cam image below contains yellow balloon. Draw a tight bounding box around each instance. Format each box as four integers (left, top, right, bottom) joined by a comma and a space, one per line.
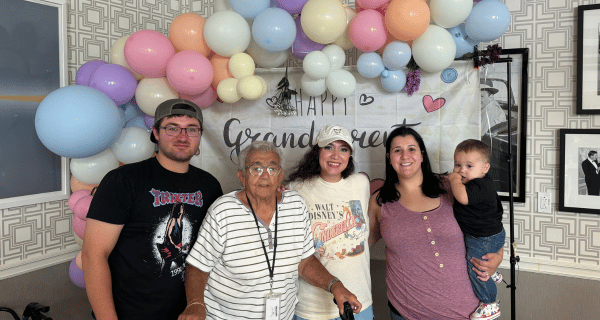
217, 78, 241, 103
110, 36, 143, 80
237, 75, 263, 100
332, 6, 357, 50
228, 52, 256, 79
258, 76, 268, 98
300, 0, 347, 44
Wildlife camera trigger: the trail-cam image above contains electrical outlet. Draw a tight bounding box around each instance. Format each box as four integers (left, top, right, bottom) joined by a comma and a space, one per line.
538, 192, 551, 213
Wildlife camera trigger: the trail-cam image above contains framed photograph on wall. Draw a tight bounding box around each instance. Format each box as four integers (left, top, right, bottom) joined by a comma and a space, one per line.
480, 48, 528, 203
577, 4, 600, 114
559, 129, 600, 214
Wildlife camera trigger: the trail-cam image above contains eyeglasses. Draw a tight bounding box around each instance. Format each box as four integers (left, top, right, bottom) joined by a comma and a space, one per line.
159, 125, 201, 137
246, 164, 282, 176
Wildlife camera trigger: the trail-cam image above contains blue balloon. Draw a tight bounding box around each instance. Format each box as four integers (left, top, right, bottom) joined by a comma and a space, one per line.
357, 52, 385, 79
120, 100, 144, 122
35, 85, 124, 158
447, 24, 478, 59
382, 41, 412, 71
252, 8, 296, 52
230, 0, 270, 19
380, 69, 407, 93
465, 0, 511, 42
125, 116, 151, 132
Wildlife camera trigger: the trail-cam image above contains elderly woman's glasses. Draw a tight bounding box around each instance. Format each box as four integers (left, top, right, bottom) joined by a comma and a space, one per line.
246, 164, 282, 176
160, 125, 201, 137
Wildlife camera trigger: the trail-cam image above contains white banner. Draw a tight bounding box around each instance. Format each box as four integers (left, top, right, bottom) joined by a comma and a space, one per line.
197, 61, 479, 193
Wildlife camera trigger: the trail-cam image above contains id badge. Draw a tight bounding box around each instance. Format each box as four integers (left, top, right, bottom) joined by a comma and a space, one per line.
264, 292, 281, 320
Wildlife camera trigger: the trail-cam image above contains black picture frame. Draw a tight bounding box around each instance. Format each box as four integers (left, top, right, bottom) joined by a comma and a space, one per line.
576, 4, 600, 114
559, 129, 600, 214
480, 48, 528, 203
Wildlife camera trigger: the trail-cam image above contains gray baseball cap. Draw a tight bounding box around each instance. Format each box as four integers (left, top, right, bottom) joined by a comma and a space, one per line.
150, 99, 203, 143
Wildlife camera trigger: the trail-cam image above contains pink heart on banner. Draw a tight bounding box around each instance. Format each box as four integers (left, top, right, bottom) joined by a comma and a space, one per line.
422, 95, 446, 113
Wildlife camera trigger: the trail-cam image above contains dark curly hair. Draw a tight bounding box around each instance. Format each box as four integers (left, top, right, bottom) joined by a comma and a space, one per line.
287, 145, 355, 182
376, 126, 445, 205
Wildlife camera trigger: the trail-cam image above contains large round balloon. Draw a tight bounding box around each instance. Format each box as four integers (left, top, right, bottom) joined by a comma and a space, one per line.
465, 0, 511, 42
179, 86, 218, 108
169, 13, 211, 56
301, 0, 347, 44
204, 10, 251, 57
70, 148, 119, 185
430, 0, 472, 28
385, 0, 430, 41
111, 127, 156, 164
448, 23, 477, 58
412, 25, 456, 73
291, 16, 325, 60
230, 0, 270, 19
35, 86, 124, 158
332, 6, 358, 50
326, 69, 356, 99
357, 52, 385, 78
166, 50, 213, 95
124, 29, 175, 78
135, 77, 179, 116
349, 9, 387, 53
252, 8, 296, 52
300, 73, 327, 97
88, 64, 137, 105
110, 36, 143, 80
273, 0, 308, 15
382, 41, 411, 71
76, 60, 107, 86
303, 51, 331, 79
246, 39, 289, 68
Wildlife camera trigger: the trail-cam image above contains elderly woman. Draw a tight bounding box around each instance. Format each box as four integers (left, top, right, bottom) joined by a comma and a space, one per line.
179, 141, 361, 320
368, 127, 503, 320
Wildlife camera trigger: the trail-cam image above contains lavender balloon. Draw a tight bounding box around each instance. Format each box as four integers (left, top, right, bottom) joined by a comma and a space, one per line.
144, 115, 155, 129
76, 60, 108, 86
291, 16, 325, 60
88, 64, 138, 105
273, 0, 309, 15
69, 258, 86, 288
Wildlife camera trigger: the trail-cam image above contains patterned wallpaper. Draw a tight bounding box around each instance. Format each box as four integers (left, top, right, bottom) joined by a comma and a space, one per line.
1, 0, 600, 280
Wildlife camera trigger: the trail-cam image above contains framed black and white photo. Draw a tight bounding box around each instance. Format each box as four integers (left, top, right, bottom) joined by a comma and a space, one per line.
480, 48, 528, 203
577, 4, 600, 114
559, 129, 600, 214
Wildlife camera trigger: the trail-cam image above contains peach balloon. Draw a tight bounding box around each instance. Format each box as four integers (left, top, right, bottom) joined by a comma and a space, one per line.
385, 0, 430, 41
210, 54, 234, 89
70, 175, 98, 193
169, 13, 211, 56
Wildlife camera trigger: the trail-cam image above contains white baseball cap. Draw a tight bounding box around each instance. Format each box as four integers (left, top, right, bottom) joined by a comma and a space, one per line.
316, 125, 353, 152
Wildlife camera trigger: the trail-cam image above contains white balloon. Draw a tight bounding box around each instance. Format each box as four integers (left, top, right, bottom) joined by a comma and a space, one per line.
430, 0, 473, 28
204, 11, 251, 57
111, 127, 156, 164
110, 36, 143, 80
246, 38, 289, 68
135, 77, 179, 116
70, 149, 119, 185
303, 51, 331, 79
326, 69, 356, 99
300, 73, 327, 97
321, 44, 346, 70
412, 25, 457, 73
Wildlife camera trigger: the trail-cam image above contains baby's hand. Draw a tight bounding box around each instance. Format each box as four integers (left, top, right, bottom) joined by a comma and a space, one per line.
447, 172, 462, 183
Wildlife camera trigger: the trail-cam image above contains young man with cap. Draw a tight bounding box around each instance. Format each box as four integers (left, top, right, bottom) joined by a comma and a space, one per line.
480, 80, 506, 137
82, 99, 223, 320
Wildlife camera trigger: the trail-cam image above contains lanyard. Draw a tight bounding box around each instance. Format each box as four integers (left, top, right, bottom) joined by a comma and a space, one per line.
246, 194, 278, 286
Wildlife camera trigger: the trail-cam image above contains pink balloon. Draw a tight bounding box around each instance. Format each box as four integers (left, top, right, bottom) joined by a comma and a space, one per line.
73, 216, 86, 239
68, 190, 90, 212
73, 195, 93, 220
166, 50, 214, 95
179, 85, 218, 108
89, 64, 138, 105
356, 0, 390, 10
349, 9, 387, 52
124, 29, 175, 78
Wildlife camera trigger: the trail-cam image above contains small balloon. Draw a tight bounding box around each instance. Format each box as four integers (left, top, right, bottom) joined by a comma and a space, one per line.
382, 41, 411, 70
321, 45, 346, 70
448, 23, 477, 59
217, 78, 241, 103
303, 51, 331, 79
237, 75, 264, 100
229, 52, 256, 79
326, 69, 356, 98
357, 52, 385, 78
380, 68, 406, 93
300, 73, 327, 97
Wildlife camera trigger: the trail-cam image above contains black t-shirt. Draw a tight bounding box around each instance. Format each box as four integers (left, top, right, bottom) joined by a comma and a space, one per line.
87, 157, 223, 320
453, 174, 503, 237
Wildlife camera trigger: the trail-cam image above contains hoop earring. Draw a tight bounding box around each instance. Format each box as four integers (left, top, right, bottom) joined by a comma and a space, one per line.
195, 149, 200, 156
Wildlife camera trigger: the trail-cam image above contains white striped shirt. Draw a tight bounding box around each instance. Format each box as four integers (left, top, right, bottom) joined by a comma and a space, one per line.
186, 190, 315, 320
